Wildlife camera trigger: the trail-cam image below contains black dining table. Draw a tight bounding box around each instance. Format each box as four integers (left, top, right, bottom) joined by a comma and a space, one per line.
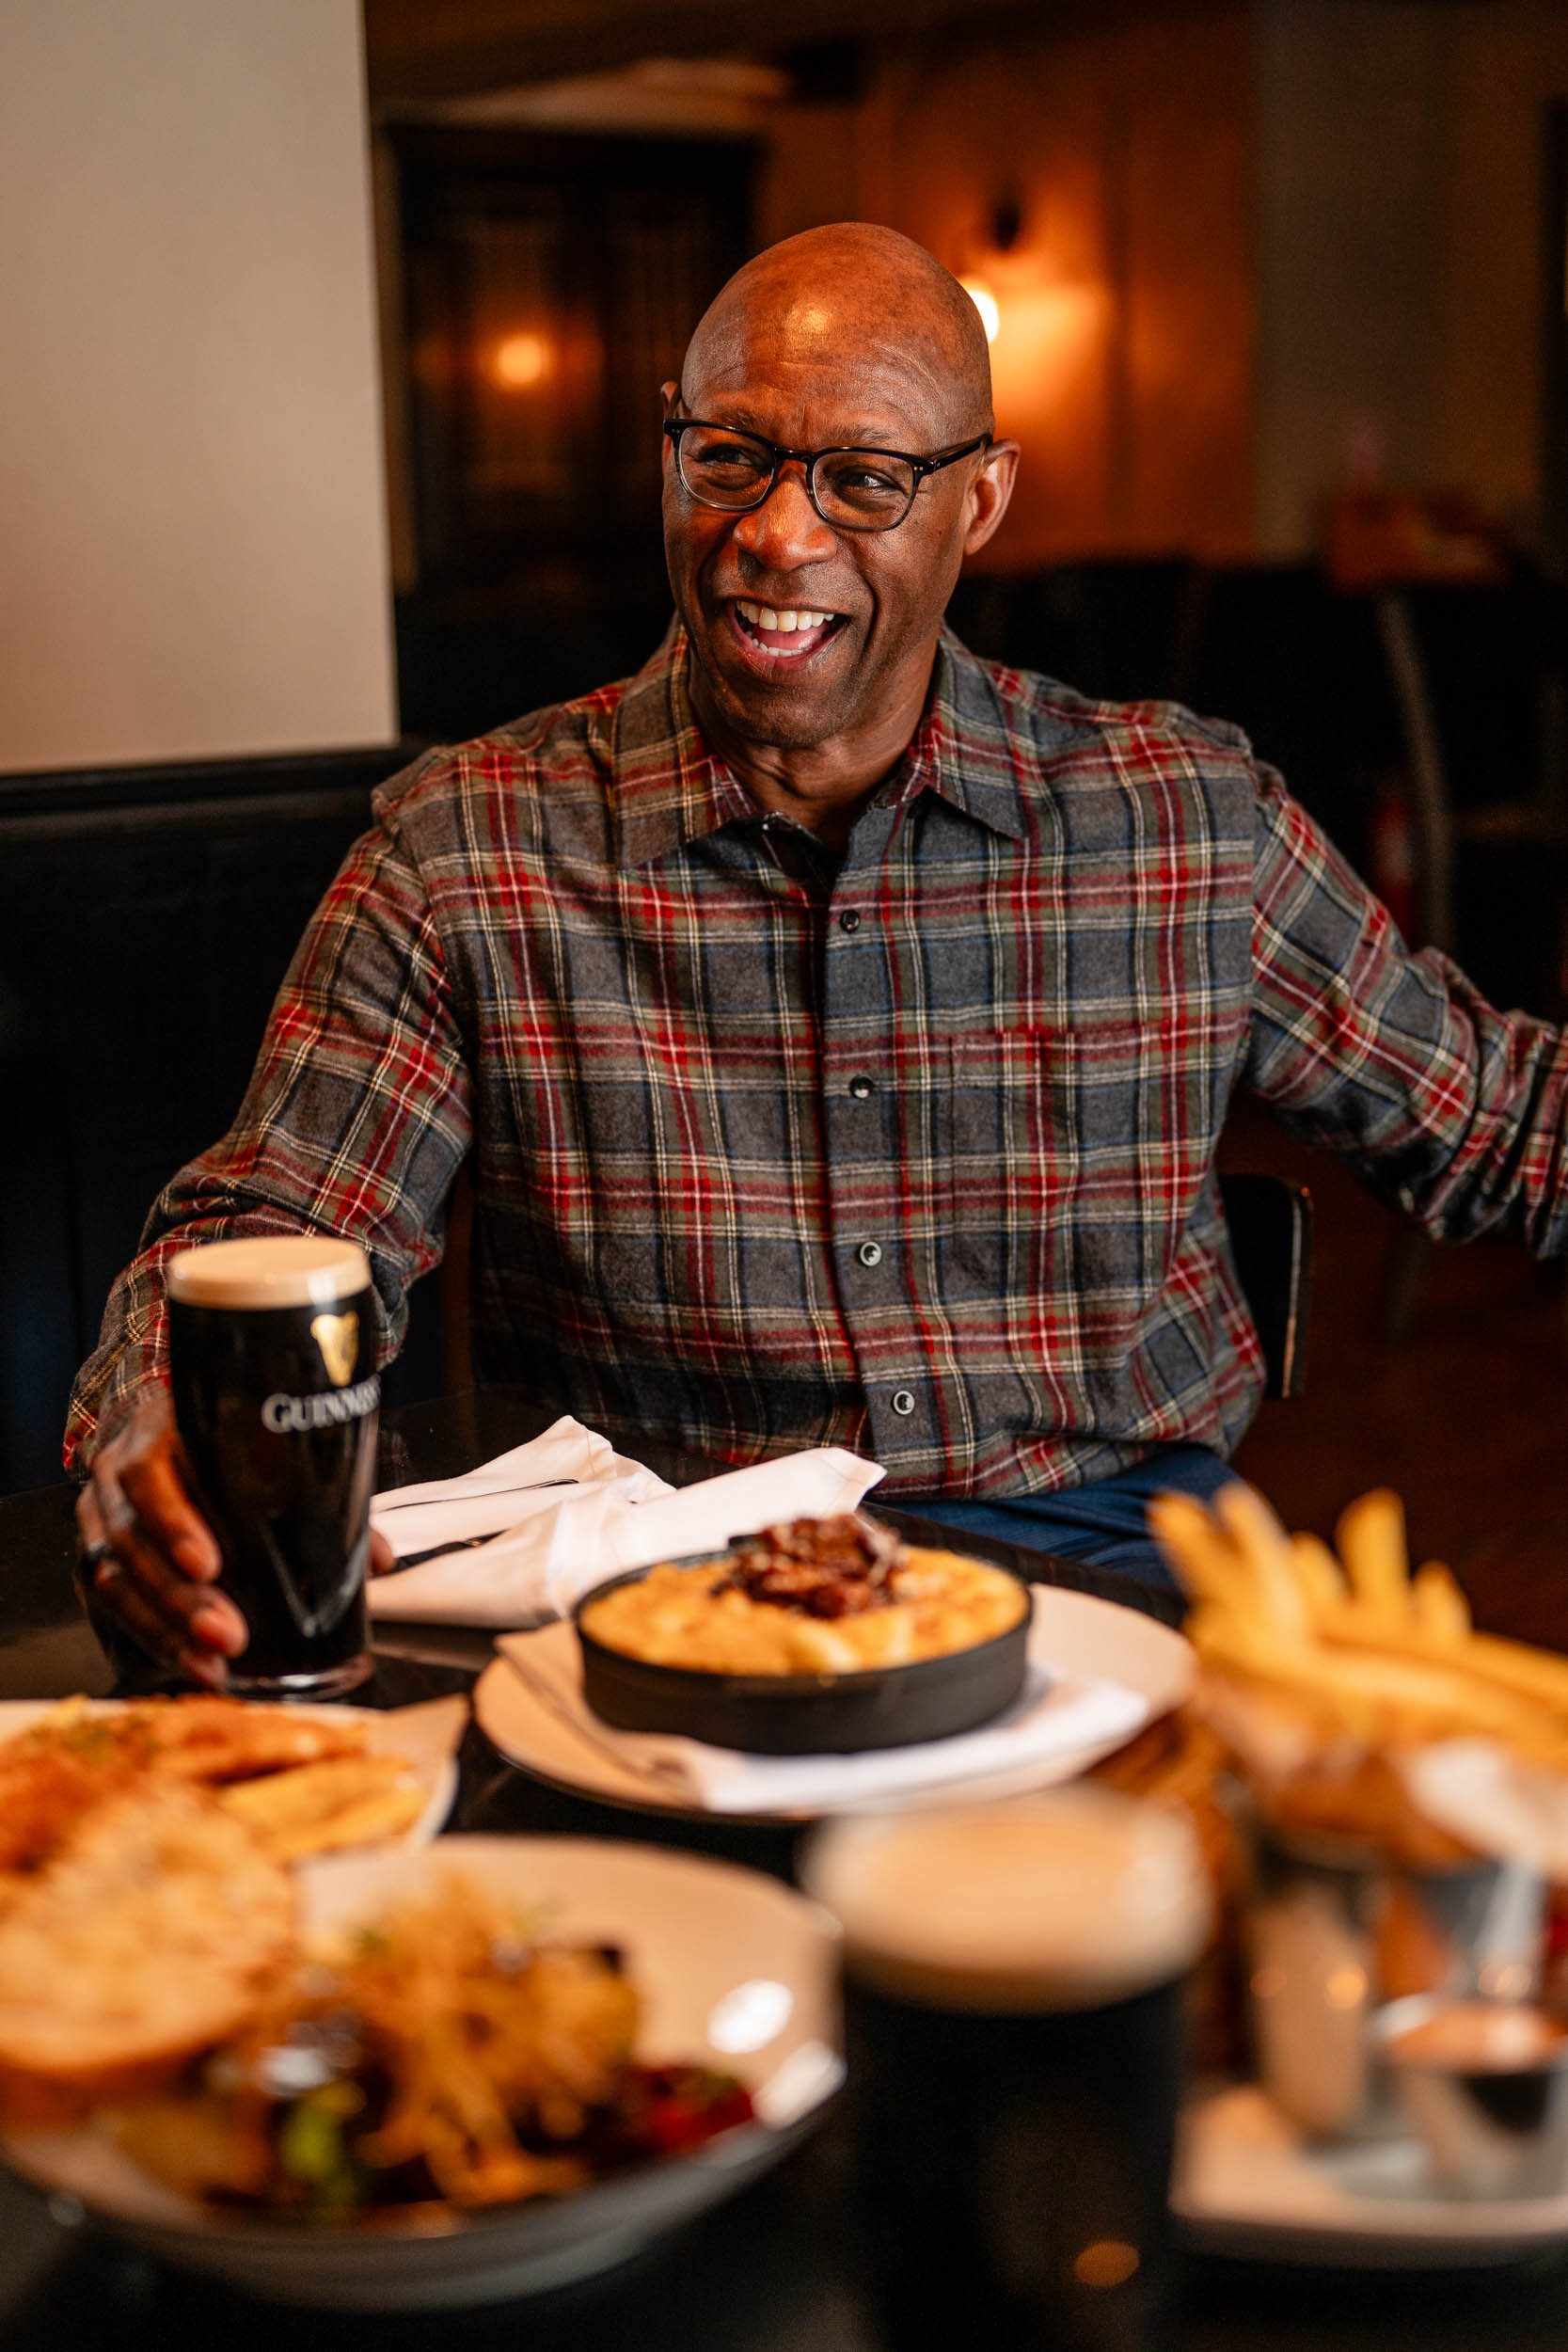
2, 1389, 1567, 2352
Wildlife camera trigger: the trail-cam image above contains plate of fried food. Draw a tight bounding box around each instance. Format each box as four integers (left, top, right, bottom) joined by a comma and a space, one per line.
0, 1834, 842, 2309
1148, 1479, 1568, 2264
0, 1691, 467, 1873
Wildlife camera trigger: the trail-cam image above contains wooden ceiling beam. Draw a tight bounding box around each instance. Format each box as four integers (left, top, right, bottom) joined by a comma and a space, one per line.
364, 0, 984, 103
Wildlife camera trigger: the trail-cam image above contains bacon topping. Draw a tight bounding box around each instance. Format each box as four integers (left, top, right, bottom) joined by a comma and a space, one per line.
713, 1516, 906, 1619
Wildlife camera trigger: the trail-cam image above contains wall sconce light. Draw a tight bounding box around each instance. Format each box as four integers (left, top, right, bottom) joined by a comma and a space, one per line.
961, 279, 1001, 344
959, 194, 1023, 346
958, 185, 1106, 422
493, 330, 551, 389
990, 195, 1022, 255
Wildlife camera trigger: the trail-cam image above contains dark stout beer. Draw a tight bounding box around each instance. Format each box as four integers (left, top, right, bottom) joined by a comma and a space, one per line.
804, 1794, 1212, 2352
166, 1236, 377, 1695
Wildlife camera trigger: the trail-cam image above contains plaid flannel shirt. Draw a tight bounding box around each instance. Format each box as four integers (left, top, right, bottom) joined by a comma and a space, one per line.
66, 625, 1568, 1491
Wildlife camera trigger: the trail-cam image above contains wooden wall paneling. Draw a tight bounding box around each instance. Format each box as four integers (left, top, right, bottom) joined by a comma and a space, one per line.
1117, 1, 1254, 560
840, 2, 1253, 569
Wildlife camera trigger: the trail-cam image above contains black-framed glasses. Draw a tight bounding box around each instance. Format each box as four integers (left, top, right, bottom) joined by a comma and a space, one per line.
663, 418, 991, 533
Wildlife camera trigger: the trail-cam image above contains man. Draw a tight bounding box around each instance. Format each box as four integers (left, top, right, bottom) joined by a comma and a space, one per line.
71, 223, 1568, 1684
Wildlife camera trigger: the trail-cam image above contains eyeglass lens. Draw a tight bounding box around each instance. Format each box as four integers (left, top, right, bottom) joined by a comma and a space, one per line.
677, 426, 918, 528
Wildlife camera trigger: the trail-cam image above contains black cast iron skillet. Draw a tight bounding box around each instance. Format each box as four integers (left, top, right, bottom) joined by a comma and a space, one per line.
574, 1556, 1032, 1756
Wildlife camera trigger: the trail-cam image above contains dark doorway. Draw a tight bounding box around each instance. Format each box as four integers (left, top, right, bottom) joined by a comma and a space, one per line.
388, 127, 755, 739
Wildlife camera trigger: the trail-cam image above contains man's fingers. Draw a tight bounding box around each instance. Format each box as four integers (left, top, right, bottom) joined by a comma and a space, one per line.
93, 1569, 230, 1690
118, 1443, 221, 1581
94, 1486, 247, 1659
370, 1526, 396, 1577
74, 1482, 106, 1551
76, 1391, 250, 1679
77, 1410, 246, 1686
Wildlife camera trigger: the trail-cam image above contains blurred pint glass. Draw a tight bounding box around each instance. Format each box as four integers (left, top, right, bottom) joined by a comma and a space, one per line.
804, 1790, 1211, 2352
166, 1235, 377, 1695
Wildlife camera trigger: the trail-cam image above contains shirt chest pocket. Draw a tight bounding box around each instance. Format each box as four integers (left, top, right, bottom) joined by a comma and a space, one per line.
942, 1021, 1232, 1306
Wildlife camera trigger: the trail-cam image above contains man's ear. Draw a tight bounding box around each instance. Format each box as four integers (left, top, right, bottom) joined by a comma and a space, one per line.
962, 438, 1021, 558
659, 381, 680, 478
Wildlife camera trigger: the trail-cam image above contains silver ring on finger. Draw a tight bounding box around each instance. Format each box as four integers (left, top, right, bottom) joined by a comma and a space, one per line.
81, 1537, 120, 1585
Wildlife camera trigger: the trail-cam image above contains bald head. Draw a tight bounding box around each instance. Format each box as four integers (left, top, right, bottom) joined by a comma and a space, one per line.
680, 223, 993, 443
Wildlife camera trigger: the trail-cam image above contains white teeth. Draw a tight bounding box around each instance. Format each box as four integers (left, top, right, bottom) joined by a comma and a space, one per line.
736, 600, 836, 637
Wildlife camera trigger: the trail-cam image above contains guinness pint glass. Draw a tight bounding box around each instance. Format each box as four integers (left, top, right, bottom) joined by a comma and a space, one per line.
166, 1235, 378, 1695
804, 1792, 1212, 2352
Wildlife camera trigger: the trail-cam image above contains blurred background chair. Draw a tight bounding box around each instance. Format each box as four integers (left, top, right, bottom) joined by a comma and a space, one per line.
1219, 1174, 1314, 1401
1359, 574, 1568, 1348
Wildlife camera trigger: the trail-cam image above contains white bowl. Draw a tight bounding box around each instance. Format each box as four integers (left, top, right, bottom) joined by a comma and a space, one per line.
0, 1836, 844, 2311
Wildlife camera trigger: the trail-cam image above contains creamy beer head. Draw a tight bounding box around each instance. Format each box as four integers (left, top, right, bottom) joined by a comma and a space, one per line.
803, 1789, 1212, 2012
166, 1235, 371, 1311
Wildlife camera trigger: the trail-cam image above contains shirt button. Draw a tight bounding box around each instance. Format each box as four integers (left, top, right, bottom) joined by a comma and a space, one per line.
890, 1389, 917, 1417
839, 908, 862, 933
848, 1075, 875, 1100
857, 1241, 883, 1268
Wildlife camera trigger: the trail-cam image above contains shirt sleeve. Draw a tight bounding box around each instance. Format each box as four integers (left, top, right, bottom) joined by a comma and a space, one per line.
63, 803, 472, 1474
1243, 759, 1568, 1255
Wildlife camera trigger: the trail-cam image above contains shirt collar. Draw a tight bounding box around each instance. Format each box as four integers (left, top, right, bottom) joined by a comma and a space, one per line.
885, 627, 1027, 842
610, 625, 755, 869
610, 621, 1030, 868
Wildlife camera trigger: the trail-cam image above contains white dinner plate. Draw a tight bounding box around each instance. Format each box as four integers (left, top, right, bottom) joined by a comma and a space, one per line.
1174, 2083, 1568, 2267
472, 1583, 1194, 1822
0, 1695, 465, 1855
0, 1836, 843, 2310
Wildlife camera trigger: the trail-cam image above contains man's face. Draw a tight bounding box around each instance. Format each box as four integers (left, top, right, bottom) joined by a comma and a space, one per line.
661, 298, 1008, 755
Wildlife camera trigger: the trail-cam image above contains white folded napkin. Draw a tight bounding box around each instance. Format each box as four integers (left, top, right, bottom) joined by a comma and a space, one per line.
495, 1594, 1150, 1815
368, 1416, 886, 1628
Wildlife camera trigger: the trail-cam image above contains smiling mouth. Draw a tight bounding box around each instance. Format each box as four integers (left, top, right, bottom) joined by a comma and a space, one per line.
730, 600, 848, 661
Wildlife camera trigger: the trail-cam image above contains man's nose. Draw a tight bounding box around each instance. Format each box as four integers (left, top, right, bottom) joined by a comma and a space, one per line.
730, 464, 838, 571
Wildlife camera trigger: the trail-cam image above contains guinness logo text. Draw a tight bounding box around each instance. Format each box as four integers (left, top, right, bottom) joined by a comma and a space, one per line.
261, 1375, 380, 1434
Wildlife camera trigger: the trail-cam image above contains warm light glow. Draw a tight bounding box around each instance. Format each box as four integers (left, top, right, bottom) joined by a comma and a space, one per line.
986, 281, 1105, 418
493, 331, 551, 389
960, 278, 1000, 344
1073, 2240, 1141, 2290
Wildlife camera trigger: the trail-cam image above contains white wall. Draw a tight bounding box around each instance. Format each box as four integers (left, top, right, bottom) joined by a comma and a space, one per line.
0, 0, 396, 773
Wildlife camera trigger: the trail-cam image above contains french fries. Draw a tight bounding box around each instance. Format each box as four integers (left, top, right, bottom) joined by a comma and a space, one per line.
216, 1755, 427, 1864
1149, 1482, 1568, 1784
1336, 1488, 1410, 1622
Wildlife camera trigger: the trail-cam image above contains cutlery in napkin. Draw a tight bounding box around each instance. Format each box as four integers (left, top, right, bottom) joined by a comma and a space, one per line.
368, 1415, 885, 1628
494, 1596, 1150, 1814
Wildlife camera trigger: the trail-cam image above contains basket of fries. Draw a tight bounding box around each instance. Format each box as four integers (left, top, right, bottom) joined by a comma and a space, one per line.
1149, 1482, 1568, 1855
1148, 1483, 1568, 2143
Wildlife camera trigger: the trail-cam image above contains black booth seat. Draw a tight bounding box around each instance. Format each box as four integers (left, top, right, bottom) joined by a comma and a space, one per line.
0, 745, 436, 1493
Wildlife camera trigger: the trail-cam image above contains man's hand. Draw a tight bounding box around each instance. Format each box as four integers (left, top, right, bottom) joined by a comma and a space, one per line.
76, 1392, 394, 1686
76, 1392, 242, 1685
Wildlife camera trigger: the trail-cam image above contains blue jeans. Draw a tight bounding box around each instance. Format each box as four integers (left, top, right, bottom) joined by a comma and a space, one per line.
898, 1445, 1239, 1589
